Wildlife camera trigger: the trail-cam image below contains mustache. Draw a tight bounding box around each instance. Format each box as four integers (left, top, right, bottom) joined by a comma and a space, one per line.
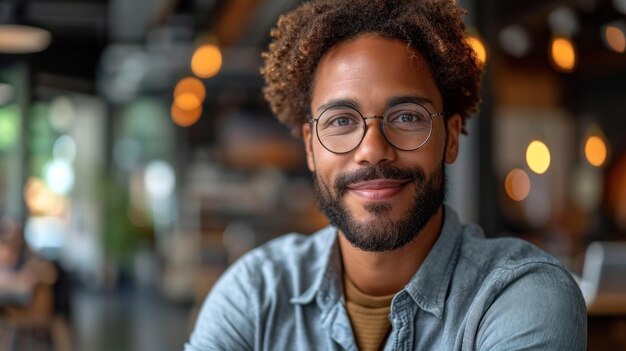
333, 165, 425, 196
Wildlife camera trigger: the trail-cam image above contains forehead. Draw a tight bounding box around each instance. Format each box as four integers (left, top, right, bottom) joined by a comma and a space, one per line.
311, 35, 442, 111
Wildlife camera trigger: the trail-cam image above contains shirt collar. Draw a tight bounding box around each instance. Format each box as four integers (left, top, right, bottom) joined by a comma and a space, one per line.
290, 205, 464, 319
403, 205, 463, 319
290, 226, 341, 306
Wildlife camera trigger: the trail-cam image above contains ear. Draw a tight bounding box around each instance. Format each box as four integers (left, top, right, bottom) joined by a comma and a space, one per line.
302, 123, 316, 172
444, 114, 462, 164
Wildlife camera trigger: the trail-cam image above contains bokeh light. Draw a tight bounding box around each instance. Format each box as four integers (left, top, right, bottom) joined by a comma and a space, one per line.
191, 44, 223, 78
603, 24, 626, 53
585, 136, 608, 167
548, 6, 580, 37
24, 177, 66, 216
174, 77, 206, 104
0, 83, 15, 105
467, 36, 487, 64
53, 135, 77, 162
499, 25, 532, 58
49, 96, 76, 132
44, 159, 75, 195
172, 77, 206, 127
0, 24, 51, 54
505, 168, 532, 201
550, 37, 577, 72
171, 103, 202, 127
0, 104, 20, 151
144, 160, 175, 199
572, 165, 603, 213
174, 92, 202, 111
526, 140, 551, 174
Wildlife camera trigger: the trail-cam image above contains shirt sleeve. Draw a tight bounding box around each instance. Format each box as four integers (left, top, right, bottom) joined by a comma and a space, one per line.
184, 256, 258, 351
475, 263, 587, 351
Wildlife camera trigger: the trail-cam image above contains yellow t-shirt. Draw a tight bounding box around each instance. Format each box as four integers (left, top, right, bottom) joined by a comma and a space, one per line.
344, 276, 396, 351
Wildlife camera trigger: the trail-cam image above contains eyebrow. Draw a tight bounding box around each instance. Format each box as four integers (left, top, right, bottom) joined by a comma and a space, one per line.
315, 95, 436, 115
316, 98, 360, 114
387, 95, 435, 109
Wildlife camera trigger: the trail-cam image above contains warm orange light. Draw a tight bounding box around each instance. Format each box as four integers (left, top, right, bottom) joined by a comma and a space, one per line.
174, 92, 202, 111
174, 77, 206, 101
191, 44, 223, 78
23, 177, 66, 216
173, 77, 206, 114
505, 169, 531, 201
604, 25, 626, 53
0, 24, 51, 54
467, 36, 487, 64
171, 103, 202, 127
526, 140, 551, 174
585, 136, 608, 167
550, 37, 576, 72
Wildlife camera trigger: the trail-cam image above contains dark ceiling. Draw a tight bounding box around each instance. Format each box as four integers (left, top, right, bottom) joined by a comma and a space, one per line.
2, 0, 625, 99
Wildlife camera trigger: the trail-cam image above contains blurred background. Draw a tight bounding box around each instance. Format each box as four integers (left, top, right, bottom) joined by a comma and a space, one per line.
0, 0, 625, 350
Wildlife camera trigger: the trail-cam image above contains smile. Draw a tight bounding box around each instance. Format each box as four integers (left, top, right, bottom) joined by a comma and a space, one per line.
347, 179, 411, 200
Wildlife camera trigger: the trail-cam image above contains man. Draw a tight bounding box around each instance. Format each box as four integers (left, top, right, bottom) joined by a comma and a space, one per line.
185, 0, 587, 350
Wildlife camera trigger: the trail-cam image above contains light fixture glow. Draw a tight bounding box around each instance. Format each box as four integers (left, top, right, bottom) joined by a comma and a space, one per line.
171, 103, 202, 127
191, 44, 223, 78
44, 159, 75, 195
505, 168, 531, 201
174, 77, 206, 101
526, 140, 551, 174
144, 160, 176, 199
604, 25, 626, 53
550, 37, 577, 72
0, 24, 51, 54
174, 92, 202, 111
173, 77, 206, 112
585, 136, 608, 167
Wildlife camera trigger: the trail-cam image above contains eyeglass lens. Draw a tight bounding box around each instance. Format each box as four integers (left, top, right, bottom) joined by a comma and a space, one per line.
315, 103, 433, 153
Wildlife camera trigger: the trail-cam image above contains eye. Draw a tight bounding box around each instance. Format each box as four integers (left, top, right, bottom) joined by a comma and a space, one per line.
397, 113, 419, 123
330, 115, 356, 127
388, 111, 427, 124
319, 109, 361, 129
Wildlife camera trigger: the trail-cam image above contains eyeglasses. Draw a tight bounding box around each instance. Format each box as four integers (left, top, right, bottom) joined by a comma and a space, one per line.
308, 102, 444, 154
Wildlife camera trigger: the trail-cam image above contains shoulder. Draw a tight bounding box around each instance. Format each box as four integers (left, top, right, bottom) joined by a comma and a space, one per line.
236, 226, 335, 282
248, 226, 335, 264
206, 225, 336, 304
458, 225, 582, 306
473, 255, 587, 350
186, 226, 336, 350
458, 224, 563, 273
454, 226, 587, 350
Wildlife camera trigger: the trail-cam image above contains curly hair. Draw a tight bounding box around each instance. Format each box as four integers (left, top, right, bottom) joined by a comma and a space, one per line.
261, 0, 483, 137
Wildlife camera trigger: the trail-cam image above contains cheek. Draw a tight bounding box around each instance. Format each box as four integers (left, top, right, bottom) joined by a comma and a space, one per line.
395, 142, 445, 175
427, 127, 448, 162
311, 143, 350, 183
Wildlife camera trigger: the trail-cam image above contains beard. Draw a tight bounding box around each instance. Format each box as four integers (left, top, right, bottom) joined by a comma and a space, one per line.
313, 163, 446, 252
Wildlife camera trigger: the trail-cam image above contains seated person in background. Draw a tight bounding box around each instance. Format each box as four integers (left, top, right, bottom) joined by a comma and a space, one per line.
0, 217, 58, 319
185, 0, 587, 350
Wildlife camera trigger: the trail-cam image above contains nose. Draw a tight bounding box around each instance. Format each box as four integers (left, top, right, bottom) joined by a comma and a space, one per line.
353, 118, 396, 166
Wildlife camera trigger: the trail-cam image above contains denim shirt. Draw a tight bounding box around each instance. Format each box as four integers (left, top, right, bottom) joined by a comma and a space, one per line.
185, 207, 587, 350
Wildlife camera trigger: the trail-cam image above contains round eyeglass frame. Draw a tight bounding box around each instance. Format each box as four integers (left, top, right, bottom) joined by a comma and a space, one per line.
307, 103, 445, 154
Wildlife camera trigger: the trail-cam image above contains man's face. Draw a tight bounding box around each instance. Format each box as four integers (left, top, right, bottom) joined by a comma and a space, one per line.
303, 35, 462, 252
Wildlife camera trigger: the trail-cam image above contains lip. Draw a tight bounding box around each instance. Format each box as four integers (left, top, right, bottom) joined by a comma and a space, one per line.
347, 179, 410, 200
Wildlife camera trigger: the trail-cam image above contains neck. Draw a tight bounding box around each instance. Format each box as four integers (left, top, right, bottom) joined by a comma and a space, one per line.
339, 205, 444, 296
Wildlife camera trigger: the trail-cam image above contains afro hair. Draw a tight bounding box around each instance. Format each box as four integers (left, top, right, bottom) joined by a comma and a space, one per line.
261, 0, 483, 137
